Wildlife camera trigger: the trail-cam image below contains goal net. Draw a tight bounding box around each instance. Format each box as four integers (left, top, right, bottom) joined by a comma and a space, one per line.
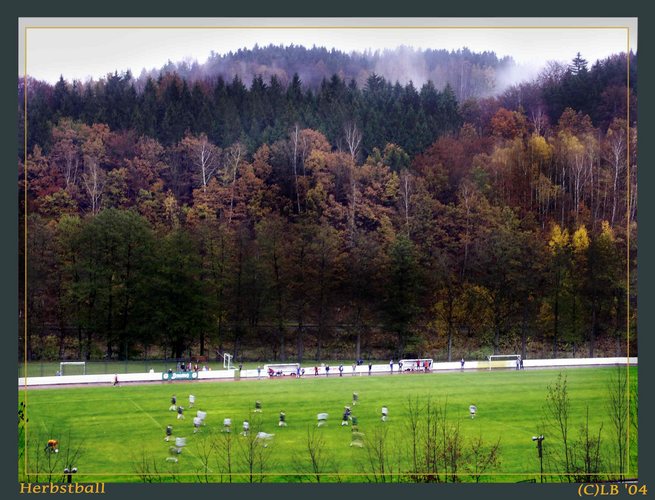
222, 353, 233, 370
264, 363, 300, 377
59, 362, 86, 375
486, 354, 521, 370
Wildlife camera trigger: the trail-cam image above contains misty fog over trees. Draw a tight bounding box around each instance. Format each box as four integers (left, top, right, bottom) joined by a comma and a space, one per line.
18, 46, 637, 363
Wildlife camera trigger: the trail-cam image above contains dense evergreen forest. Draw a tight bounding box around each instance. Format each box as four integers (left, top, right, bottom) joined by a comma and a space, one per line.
18, 47, 637, 363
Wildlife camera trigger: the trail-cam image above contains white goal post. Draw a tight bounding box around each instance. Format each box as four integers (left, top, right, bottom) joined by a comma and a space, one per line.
59, 361, 86, 375
222, 353, 233, 370
264, 363, 300, 377
487, 354, 521, 370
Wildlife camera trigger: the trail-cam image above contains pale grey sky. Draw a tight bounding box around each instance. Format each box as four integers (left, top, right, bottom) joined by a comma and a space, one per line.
19, 18, 637, 84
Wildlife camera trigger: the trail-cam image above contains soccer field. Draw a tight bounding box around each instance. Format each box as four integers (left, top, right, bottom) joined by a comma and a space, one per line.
19, 366, 638, 483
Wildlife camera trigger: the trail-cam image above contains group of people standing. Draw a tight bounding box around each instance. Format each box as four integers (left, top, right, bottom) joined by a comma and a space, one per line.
389, 359, 433, 373
176, 362, 207, 373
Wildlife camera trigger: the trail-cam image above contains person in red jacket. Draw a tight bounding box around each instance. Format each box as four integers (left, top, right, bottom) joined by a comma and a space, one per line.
45, 439, 59, 453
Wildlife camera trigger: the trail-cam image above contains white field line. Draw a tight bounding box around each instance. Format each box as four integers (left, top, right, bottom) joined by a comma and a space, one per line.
129, 398, 165, 431
128, 398, 214, 474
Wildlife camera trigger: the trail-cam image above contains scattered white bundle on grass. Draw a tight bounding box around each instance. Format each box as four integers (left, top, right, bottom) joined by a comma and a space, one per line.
256, 431, 275, 446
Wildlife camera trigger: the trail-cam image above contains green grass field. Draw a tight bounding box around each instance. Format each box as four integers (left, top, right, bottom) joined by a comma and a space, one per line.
19, 367, 638, 483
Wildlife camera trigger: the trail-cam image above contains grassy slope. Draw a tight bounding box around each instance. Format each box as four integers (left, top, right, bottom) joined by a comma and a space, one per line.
19, 367, 638, 483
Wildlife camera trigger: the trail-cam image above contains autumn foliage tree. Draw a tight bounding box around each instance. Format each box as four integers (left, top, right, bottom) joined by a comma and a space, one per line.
20, 49, 635, 363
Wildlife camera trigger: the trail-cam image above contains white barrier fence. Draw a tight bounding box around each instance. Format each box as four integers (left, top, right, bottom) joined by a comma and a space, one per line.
18, 357, 637, 388
432, 356, 638, 372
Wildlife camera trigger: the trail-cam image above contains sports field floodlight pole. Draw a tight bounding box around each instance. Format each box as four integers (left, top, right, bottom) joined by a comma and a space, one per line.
64, 466, 78, 484
532, 435, 545, 482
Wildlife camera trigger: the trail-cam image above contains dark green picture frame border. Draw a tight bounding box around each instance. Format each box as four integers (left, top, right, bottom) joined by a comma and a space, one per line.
5, 3, 649, 500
